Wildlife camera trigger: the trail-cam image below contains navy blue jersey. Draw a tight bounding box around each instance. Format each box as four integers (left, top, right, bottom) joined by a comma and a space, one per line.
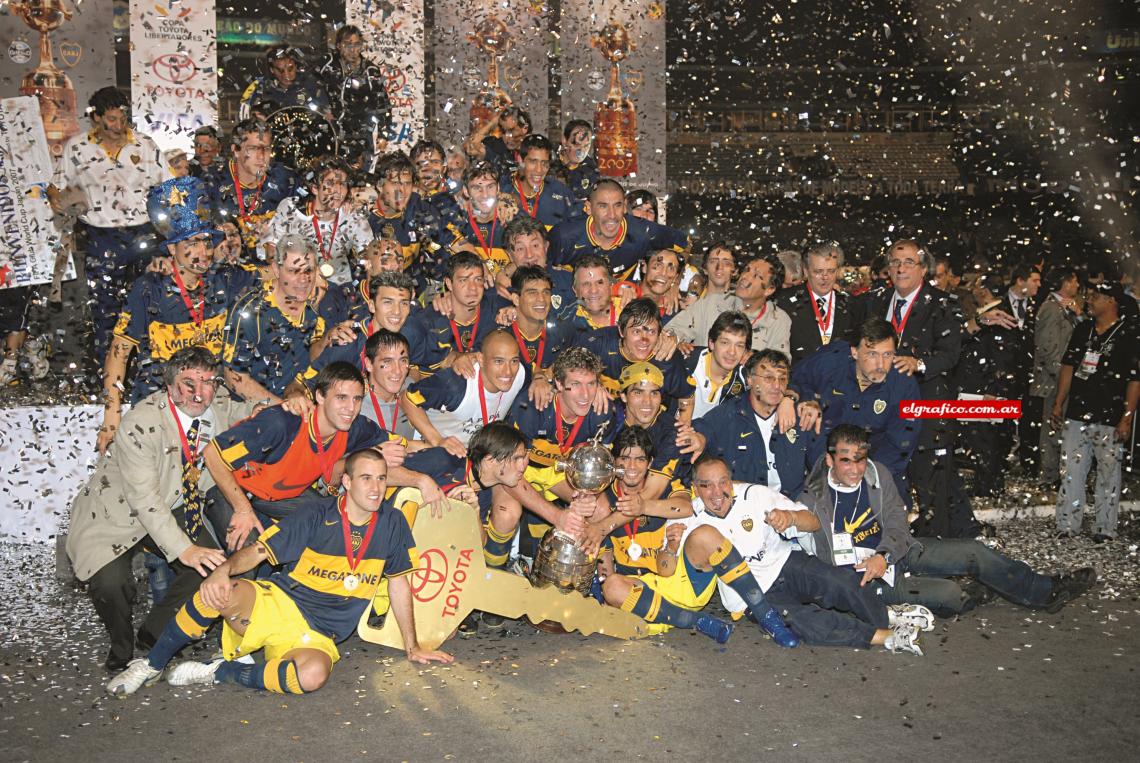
789, 340, 922, 479
259, 497, 414, 642
546, 214, 689, 280
222, 283, 325, 398
204, 162, 298, 259
499, 175, 580, 229
366, 193, 447, 285
402, 447, 495, 521
114, 265, 258, 403
506, 396, 619, 470
400, 293, 503, 375
574, 326, 696, 403
617, 403, 686, 480
601, 476, 688, 575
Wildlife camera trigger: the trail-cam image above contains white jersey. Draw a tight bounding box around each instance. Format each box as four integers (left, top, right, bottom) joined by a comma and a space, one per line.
421, 363, 526, 446
262, 197, 374, 285
691, 348, 744, 420
53, 129, 166, 228
672, 482, 811, 612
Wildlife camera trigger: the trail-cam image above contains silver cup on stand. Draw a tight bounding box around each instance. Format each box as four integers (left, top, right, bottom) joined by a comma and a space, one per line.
528, 423, 624, 595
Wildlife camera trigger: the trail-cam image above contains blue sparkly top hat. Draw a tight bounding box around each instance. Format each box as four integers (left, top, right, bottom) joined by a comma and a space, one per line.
147, 176, 222, 245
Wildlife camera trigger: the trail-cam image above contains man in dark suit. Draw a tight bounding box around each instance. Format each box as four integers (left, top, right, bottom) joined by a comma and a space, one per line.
774, 242, 858, 364
1003, 263, 1043, 474
858, 239, 978, 537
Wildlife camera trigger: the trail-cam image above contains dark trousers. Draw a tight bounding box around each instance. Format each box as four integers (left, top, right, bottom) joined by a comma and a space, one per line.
205, 485, 329, 550
1019, 396, 1044, 476
910, 419, 981, 538
962, 420, 1013, 496
86, 528, 219, 663
82, 222, 151, 363
765, 551, 889, 648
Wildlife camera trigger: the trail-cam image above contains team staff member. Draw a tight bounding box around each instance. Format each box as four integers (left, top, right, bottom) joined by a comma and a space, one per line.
97, 177, 258, 453
50, 87, 166, 365
679, 350, 816, 499
800, 425, 1098, 616
499, 134, 577, 229
787, 318, 922, 497
223, 235, 326, 402
685, 311, 751, 420
774, 242, 858, 363
204, 362, 441, 551
107, 448, 452, 698
204, 119, 298, 259
546, 179, 689, 281
69, 349, 254, 672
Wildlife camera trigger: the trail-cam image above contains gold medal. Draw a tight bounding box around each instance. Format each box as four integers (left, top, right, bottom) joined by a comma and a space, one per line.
821, 334, 831, 345
319, 261, 335, 279
186, 464, 201, 483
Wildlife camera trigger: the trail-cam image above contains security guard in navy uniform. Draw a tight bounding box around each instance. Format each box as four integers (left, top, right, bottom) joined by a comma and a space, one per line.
788, 318, 922, 502
678, 349, 816, 499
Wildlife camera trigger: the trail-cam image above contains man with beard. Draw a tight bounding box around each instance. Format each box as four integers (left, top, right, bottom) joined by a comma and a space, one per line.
547, 179, 689, 282
411, 140, 463, 226
774, 242, 858, 364
205, 119, 298, 260
263, 157, 373, 286
638, 250, 684, 320
446, 161, 515, 274
49, 87, 166, 365
500, 134, 577, 229
316, 25, 391, 169
97, 178, 259, 454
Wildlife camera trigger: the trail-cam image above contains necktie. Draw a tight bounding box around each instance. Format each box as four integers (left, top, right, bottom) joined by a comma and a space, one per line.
893, 297, 906, 326
1016, 299, 1026, 322
816, 296, 828, 322
182, 418, 204, 538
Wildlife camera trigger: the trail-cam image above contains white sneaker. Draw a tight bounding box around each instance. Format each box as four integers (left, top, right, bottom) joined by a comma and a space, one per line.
888, 603, 935, 632
166, 658, 224, 687
106, 658, 163, 697
884, 624, 924, 656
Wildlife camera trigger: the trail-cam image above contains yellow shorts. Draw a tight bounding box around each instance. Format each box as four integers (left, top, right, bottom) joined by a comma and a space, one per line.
525, 463, 564, 502
636, 554, 717, 612
222, 580, 340, 665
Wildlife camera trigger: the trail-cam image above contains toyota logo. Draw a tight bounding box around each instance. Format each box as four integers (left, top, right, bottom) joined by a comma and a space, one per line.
153, 53, 197, 84
410, 548, 448, 603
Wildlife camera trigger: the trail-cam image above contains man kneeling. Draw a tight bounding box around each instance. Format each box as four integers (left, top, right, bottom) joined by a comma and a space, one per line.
107, 449, 452, 697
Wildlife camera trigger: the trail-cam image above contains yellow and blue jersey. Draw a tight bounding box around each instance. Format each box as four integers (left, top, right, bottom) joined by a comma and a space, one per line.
366, 193, 447, 283
223, 282, 325, 398
617, 403, 686, 481
203, 162, 297, 258
546, 214, 689, 281
400, 294, 503, 375
575, 326, 696, 402
498, 175, 580, 229
506, 396, 619, 471
114, 265, 259, 403
601, 477, 688, 575
402, 448, 495, 521
445, 214, 510, 272
259, 498, 415, 642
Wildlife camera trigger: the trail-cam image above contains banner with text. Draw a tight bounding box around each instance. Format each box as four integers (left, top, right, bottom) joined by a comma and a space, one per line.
0, 0, 115, 162
560, 1, 666, 196
432, 1, 551, 147
346, 0, 424, 149
129, 0, 217, 153
0, 96, 61, 289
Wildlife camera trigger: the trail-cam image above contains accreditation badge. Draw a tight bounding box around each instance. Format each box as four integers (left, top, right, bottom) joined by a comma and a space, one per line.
832, 532, 856, 566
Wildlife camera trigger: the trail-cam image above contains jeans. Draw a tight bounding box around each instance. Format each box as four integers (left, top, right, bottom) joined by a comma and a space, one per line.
872, 539, 1054, 616
144, 552, 174, 605
765, 551, 889, 648
1056, 420, 1124, 538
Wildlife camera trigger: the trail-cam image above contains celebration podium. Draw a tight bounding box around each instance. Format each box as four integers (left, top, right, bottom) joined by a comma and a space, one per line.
358, 490, 648, 650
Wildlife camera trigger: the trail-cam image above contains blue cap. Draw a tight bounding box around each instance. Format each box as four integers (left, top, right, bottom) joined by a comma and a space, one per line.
147, 176, 222, 246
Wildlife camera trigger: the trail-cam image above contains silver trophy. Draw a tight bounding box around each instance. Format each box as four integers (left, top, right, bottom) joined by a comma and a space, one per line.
530, 423, 624, 595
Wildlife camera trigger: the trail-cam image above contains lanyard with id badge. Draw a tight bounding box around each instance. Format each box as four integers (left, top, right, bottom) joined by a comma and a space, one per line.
1075, 321, 1123, 380
831, 482, 897, 586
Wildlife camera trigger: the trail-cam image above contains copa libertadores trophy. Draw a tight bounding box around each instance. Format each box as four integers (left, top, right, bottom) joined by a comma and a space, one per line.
13, 0, 81, 158
592, 20, 638, 177
467, 14, 513, 134
530, 422, 625, 595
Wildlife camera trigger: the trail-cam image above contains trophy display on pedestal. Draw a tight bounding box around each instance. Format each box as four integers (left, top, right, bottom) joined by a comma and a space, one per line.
530, 423, 625, 596
12, 0, 81, 158
592, 20, 638, 177
466, 14, 513, 134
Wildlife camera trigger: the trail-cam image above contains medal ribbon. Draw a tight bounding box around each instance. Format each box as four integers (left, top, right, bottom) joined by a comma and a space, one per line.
167, 394, 201, 463
338, 494, 377, 575
511, 321, 545, 368
450, 309, 480, 353
514, 177, 541, 218
229, 161, 264, 221
750, 302, 768, 326
476, 368, 503, 425
553, 397, 586, 454
367, 386, 389, 431
172, 267, 205, 326
311, 206, 341, 265
310, 412, 338, 484
891, 285, 922, 336
614, 483, 640, 537
808, 289, 833, 338
467, 206, 498, 261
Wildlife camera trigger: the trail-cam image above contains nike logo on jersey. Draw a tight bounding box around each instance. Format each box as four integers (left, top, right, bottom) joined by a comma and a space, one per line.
844, 507, 874, 534
740, 431, 753, 438
272, 479, 316, 493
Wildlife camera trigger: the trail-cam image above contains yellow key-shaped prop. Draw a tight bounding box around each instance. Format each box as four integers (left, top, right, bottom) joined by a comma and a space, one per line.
358, 489, 648, 650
